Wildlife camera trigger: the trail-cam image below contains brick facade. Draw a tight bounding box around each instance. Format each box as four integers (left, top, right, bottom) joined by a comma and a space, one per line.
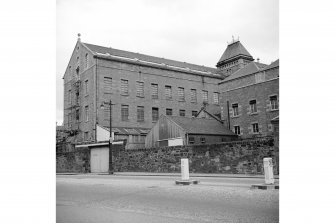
219, 65, 279, 138
63, 40, 224, 146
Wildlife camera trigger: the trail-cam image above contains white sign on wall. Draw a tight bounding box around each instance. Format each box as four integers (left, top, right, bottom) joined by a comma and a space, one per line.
168, 137, 183, 147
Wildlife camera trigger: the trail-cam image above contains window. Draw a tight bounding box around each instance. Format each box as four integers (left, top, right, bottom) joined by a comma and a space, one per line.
255, 72, 265, 83
151, 84, 158, 99
213, 92, 219, 104
200, 137, 206, 143
202, 90, 208, 104
166, 108, 172, 116
234, 126, 241, 135
103, 77, 113, 93
152, 107, 159, 122
165, 85, 172, 100
179, 109, 185, 117
85, 106, 89, 122
178, 87, 185, 101
84, 132, 89, 141
189, 137, 195, 144
252, 123, 259, 133
250, 100, 257, 113
84, 80, 88, 95
232, 103, 239, 116
75, 108, 80, 121
68, 90, 72, 104
121, 79, 129, 95
104, 105, 110, 121
121, 105, 129, 121
85, 53, 89, 69
136, 81, 144, 97
190, 89, 197, 103
137, 106, 144, 122
192, 110, 198, 117
270, 95, 278, 110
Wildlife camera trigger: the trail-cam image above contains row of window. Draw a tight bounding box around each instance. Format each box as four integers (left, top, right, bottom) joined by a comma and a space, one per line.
103, 105, 199, 123
103, 77, 219, 104
233, 123, 259, 135
231, 96, 278, 117
68, 105, 89, 123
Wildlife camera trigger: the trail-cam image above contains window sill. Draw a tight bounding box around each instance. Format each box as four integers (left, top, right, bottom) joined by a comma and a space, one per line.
178, 100, 186, 102
121, 94, 129, 96
85, 94, 89, 97
137, 120, 145, 123
121, 120, 130, 122
269, 109, 279, 112
152, 97, 159, 100
249, 112, 259, 116
191, 101, 197, 104
231, 115, 241, 119
136, 95, 144, 98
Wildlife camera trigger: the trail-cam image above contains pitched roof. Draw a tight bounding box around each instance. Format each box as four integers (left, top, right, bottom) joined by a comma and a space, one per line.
220, 61, 266, 83
167, 116, 235, 135
82, 42, 222, 76
262, 59, 279, 71
217, 41, 253, 65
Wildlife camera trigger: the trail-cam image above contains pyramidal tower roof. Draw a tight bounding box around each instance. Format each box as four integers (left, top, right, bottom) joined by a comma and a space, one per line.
216, 40, 254, 67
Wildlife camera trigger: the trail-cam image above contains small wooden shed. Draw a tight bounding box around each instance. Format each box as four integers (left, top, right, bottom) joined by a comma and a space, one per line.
145, 115, 237, 148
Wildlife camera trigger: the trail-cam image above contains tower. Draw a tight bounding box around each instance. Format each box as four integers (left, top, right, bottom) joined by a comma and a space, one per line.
216, 38, 254, 75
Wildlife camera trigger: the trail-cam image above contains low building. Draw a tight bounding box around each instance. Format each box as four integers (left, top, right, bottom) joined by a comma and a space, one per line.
145, 115, 237, 148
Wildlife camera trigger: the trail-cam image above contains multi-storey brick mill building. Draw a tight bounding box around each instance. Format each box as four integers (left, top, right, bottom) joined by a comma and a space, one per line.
62, 35, 278, 149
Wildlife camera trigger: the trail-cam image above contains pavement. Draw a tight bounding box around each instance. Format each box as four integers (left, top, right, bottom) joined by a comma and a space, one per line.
57, 174, 279, 223
57, 171, 280, 179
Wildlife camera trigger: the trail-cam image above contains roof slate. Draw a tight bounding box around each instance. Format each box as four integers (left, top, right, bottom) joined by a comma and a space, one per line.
263, 59, 279, 71
83, 42, 221, 75
167, 116, 235, 135
217, 41, 253, 64
221, 62, 261, 82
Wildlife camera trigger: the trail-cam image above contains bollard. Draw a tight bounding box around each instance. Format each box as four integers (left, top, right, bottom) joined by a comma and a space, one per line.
181, 158, 189, 181
263, 158, 274, 184
175, 158, 199, 185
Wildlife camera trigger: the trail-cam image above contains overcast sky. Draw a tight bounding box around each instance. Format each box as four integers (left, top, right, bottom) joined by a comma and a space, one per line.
56, 0, 279, 125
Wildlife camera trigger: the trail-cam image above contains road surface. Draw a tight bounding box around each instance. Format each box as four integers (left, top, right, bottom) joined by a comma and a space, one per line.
57, 174, 279, 223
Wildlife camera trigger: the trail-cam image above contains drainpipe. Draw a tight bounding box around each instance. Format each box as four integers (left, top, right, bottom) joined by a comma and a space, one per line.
227, 101, 230, 130
95, 57, 98, 141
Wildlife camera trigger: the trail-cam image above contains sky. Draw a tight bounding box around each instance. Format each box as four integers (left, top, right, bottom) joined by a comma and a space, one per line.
56, 0, 279, 125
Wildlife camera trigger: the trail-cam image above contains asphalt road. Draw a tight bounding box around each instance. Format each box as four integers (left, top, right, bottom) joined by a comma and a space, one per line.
57, 175, 279, 223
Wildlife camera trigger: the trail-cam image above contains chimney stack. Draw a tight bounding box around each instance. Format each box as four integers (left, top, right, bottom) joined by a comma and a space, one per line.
77, 33, 81, 42
257, 58, 260, 62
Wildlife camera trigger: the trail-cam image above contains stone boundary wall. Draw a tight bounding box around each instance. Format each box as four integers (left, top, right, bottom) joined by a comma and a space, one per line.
115, 137, 279, 174
56, 137, 279, 174
56, 148, 90, 173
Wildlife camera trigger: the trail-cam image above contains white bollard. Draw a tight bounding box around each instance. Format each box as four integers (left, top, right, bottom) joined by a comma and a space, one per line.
181, 158, 189, 181
263, 158, 275, 184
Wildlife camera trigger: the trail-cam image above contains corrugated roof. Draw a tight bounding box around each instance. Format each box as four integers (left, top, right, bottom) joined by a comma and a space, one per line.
167, 116, 235, 135
217, 41, 253, 64
83, 42, 221, 76
102, 126, 151, 135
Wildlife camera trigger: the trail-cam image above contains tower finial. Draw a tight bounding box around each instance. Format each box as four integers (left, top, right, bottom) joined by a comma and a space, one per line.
77, 33, 81, 42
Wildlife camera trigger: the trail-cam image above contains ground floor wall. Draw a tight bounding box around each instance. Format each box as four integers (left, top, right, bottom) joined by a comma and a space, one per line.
57, 136, 278, 175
